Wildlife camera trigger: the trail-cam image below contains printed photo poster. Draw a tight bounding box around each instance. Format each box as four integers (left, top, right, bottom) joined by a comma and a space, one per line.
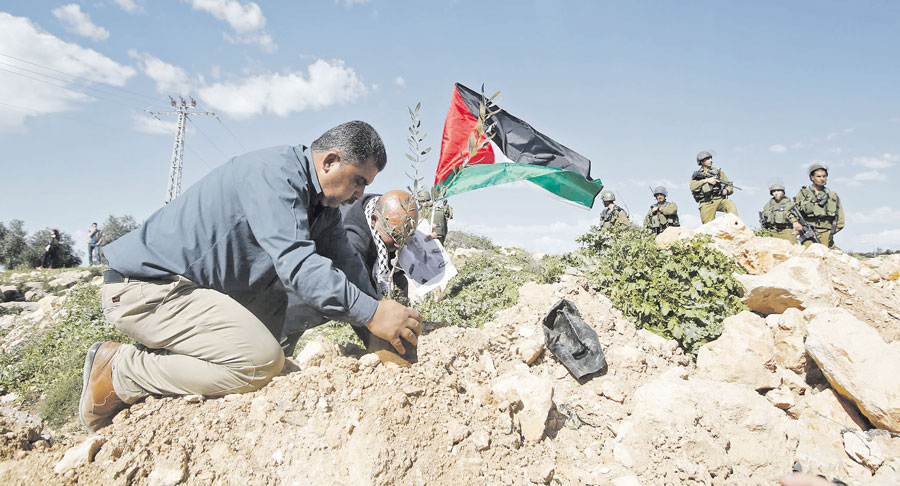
398, 219, 457, 297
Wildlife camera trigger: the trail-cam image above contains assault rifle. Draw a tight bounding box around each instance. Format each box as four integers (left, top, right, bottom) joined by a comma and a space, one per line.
828, 195, 842, 247
691, 170, 743, 196
790, 207, 819, 245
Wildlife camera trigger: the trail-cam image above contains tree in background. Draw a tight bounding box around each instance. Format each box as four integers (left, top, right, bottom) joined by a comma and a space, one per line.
99, 215, 139, 264
0, 220, 30, 269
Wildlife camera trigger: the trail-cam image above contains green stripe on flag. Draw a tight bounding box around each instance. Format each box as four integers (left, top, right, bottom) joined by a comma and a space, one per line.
439, 163, 604, 208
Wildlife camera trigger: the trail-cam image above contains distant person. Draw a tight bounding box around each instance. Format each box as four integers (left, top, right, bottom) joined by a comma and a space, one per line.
759, 184, 798, 244
419, 191, 452, 245
597, 191, 630, 230
690, 151, 738, 224
88, 223, 103, 266
644, 186, 680, 234
38, 229, 61, 269
794, 164, 844, 248
79, 121, 422, 433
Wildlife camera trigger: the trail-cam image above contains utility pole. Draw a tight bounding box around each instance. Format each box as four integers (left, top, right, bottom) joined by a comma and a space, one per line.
148, 97, 216, 204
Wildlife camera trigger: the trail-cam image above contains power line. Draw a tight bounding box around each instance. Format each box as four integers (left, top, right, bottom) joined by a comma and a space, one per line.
186, 115, 229, 159
0, 100, 124, 131
0, 51, 160, 104
215, 116, 249, 152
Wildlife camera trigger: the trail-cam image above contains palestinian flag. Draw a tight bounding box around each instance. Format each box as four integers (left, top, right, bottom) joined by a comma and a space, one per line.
434, 83, 603, 209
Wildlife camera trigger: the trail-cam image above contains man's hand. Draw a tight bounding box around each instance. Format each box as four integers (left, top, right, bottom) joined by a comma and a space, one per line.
703, 177, 718, 185
366, 300, 423, 354
793, 221, 803, 232
424, 224, 439, 242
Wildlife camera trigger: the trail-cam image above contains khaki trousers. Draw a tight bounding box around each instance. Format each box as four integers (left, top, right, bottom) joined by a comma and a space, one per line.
699, 199, 738, 224
802, 227, 836, 249
102, 276, 285, 403
770, 228, 798, 245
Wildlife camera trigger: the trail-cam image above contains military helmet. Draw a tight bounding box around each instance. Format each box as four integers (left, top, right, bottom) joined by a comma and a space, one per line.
769, 183, 785, 194
808, 163, 828, 177
600, 190, 615, 203
696, 151, 713, 164
416, 189, 432, 202
653, 186, 668, 196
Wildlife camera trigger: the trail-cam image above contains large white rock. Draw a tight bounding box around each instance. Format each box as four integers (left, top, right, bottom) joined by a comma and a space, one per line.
805, 307, 900, 432
654, 226, 694, 249
773, 308, 808, 373
695, 213, 755, 254
491, 367, 554, 442
613, 371, 796, 484
294, 338, 339, 369
735, 236, 802, 275
696, 311, 779, 390
735, 256, 836, 314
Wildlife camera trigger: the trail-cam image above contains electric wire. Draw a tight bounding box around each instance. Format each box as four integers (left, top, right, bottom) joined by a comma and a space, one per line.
186, 115, 229, 159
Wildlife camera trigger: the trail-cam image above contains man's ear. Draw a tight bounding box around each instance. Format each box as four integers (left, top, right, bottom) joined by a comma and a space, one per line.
322, 152, 341, 173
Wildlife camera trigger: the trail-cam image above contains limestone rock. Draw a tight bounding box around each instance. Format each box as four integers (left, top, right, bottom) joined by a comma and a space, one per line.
766, 388, 796, 409
295, 338, 339, 369
735, 236, 802, 275
613, 373, 796, 485
513, 337, 544, 365
358, 353, 381, 369
54, 436, 106, 474
147, 447, 188, 486
696, 311, 779, 390
773, 308, 808, 373
736, 256, 836, 314
791, 388, 869, 478
843, 430, 884, 470
654, 226, 694, 249
695, 213, 755, 254
527, 464, 554, 484
805, 307, 900, 432
491, 368, 554, 442
47, 270, 90, 289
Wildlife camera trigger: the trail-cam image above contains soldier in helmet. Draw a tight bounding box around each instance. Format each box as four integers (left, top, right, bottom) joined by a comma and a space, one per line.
418, 189, 453, 245
794, 164, 844, 248
759, 184, 798, 244
690, 151, 738, 224
598, 190, 630, 230
644, 186, 680, 234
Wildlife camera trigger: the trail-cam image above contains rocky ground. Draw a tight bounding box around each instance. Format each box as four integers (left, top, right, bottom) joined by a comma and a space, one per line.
0, 217, 899, 485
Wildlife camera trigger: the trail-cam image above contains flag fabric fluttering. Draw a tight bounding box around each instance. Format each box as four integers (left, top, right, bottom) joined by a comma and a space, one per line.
434, 83, 603, 209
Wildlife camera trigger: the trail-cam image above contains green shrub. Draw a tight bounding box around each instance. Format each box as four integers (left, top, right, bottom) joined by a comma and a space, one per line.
574, 225, 745, 357
754, 227, 774, 238
0, 284, 133, 427
443, 231, 496, 251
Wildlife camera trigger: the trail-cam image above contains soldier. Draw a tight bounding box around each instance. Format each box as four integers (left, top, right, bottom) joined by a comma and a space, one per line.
759, 184, 798, 244
690, 151, 738, 224
644, 186, 680, 234
598, 190, 630, 230
794, 164, 844, 248
418, 191, 453, 245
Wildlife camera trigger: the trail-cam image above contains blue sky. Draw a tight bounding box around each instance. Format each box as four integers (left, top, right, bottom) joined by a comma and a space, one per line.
1, 1, 898, 257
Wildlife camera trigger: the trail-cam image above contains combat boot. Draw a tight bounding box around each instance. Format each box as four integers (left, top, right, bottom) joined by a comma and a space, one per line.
79, 342, 127, 433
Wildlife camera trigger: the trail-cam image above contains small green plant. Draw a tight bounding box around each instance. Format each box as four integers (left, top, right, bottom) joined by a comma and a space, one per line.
443, 231, 496, 251
0, 284, 133, 427
574, 225, 745, 356
754, 227, 775, 238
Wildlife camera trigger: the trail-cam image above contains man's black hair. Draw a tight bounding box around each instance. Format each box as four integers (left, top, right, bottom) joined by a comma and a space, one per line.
311, 120, 387, 171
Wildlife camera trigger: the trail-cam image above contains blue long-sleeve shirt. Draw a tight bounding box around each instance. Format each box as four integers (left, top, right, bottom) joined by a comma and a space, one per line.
103, 145, 378, 335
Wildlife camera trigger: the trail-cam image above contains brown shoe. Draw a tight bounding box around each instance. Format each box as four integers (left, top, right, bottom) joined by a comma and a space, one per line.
79, 342, 127, 433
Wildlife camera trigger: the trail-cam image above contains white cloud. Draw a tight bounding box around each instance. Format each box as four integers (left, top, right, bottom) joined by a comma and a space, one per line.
112, 0, 142, 13
825, 128, 854, 141
393, 75, 406, 87
836, 169, 885, 187
197, 59, 367, 119
338, 0, 372, 5
625, 178, 683, 191
130, 113, 177, 135
852, 153, 898, 170
52, 4, 110, 41
185, 0, 275, 52
856, 228, 900, 248
0, 13, 136, 132
769, 144, 788, 153
889, 117, 900, 124
128, 50, 193, 94
848, 206, 900, 225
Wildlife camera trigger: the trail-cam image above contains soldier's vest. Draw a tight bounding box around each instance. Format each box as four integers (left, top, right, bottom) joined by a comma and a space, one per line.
599, 205, 623, 229
691, 167, 722, 203
431, 205, 452, 238
796, 187, 839, 223
647, 203, 679, 233
760, 199, 792, 229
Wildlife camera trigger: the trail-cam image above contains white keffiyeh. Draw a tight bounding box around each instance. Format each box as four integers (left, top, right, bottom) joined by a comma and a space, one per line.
364, 197, 392, 296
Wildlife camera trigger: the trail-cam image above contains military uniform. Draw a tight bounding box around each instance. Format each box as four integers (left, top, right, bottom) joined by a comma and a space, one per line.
599, 204, 630, 230
690, 166, 738, 223
794, 186, 844, 248
420, 201, 452, 245
759, 196, 798, 244
644, 201, 680, 234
